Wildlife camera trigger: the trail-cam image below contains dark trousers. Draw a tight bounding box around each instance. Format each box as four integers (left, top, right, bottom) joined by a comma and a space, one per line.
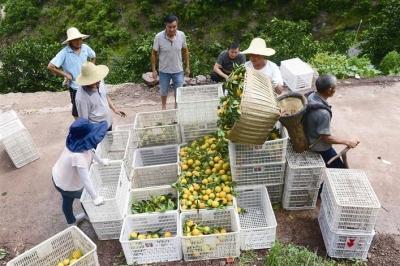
317, 147, 346, 195
69, 87, 79, 117
210, 72, 225, 83
53, 178, 83, 224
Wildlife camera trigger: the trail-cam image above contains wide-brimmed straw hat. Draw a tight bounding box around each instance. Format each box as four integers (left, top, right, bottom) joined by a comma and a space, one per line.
62, 27, 90, 44
66, 118, 108, 152
76, 62, 109, 86
241, 37, 276, 57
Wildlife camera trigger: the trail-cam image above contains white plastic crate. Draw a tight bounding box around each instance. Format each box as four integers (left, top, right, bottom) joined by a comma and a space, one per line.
7, 226, 99, 266
120, 212, 182, 265
321, 169, 381, 233
0, 110, 18, 126
133, 144, 179, 167
229, 125, 288, 165
131, 163, 178, 189
134, 109, 181, 147
282, 187, 319, 210
81, 161, 130, 221
0, 119, 39, 168
231, 160, 286, 186
126, 185, 178, 216
319, 206, 374, 260
236, 186, 277, 250
285, 145, 325, 190
176, 84, 223, 124
266, 183, 284, 204
92, 218, 123, 240
179, 193, 237, 213
180, 209, 240, 261
280, 58, 314, 92
180, 121, 218, 143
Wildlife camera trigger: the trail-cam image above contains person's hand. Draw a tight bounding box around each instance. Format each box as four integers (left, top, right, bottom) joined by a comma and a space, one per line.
152, 70, 158, 80
93, 196, 104, 206
64, 72, 73, 81
185, 67, 190, 77
274, 85, 283, 95
346, 139, 360, 148
101, 158, 110, 166
114, 110, 126, 117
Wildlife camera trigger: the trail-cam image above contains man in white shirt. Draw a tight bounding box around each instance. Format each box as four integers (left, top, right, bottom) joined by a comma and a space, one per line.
242, 37, 283, 94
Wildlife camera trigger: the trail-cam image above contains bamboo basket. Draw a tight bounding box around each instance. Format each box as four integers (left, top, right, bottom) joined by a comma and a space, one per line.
228, 68, 280, 145
277, 93, 308, 153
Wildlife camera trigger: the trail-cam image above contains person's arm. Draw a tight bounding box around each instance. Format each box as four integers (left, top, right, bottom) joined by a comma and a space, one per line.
76, 167, 103, 205
47, 63, 73, 81
86, 44, 96, 63
183, 47, 190, 77
320, 135, 360, 148
272, 64, 284, 94
151, 49, 158, 80
107, 95, 126, 117
213, 63, 229, 80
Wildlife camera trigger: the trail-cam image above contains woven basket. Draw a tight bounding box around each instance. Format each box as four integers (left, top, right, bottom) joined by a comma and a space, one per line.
228, 68, 280, 144
277, 93, 308, 153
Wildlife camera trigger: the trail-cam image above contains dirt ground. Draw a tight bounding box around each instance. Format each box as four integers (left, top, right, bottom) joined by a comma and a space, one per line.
0, 79, 399, 265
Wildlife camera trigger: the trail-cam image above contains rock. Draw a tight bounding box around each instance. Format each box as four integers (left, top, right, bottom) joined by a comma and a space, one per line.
355, 74, 361, 79
196, 75, 207, 84
142, 72, 158, 86
186, 77, 197, 86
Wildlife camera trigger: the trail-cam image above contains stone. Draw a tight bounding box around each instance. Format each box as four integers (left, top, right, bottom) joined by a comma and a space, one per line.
196, 75, 207, 84
142, 72, 159, 86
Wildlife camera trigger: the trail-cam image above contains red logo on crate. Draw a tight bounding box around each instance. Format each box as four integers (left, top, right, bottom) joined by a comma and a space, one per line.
346, 238, 356, 248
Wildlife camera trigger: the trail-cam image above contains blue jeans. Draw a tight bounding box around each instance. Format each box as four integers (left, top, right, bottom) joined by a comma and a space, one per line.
53, 178, 83, 224
159, 71, 184, 96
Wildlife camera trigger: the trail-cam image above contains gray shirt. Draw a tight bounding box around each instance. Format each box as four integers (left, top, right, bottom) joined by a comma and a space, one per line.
216, 51, 246, 74
153, 30, 187, 74
75, 81, 112, 128
303, 92, 332, 152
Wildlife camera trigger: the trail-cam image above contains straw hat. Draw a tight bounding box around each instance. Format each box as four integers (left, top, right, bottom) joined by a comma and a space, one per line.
241, 38, 276, 57
62, 27, 90, 44
76, 62, 109, 86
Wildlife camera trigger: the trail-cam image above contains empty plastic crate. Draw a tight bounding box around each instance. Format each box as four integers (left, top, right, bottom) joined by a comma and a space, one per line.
280, 58, 314, 92
229, 125, 288, 165
177, 84, 222, 142
0, 110, 18, 126
283, 187, 319, 210
131, 144, 179, 188
134, 109, 181, 147
236, 186, 277, 250
92, 218, 123, 240
266, 183, 284, 204
231, 160, 286, 186
285, 145, 326, 190
319, 206, 374, 260
126, 185, 178, 216
81, 161, 130, 221
120, 212, 182, 265
321, 169, 381, 233
180, 209, 240, 261
7, 226, 99, 266
0, 118, 39, 168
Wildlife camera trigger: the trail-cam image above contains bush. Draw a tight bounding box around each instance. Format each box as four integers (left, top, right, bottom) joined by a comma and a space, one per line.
0, 0, 40, 36
379, 51, 400, 75
0, 38, 63, 93
107, 33, 154, 84
310, 52, 380, 79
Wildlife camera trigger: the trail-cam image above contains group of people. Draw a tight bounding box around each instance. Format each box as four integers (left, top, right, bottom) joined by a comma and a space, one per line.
48, 14, 358, 225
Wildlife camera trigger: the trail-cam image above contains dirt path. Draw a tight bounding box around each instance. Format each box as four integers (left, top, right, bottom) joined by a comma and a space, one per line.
0, 81, 399, 265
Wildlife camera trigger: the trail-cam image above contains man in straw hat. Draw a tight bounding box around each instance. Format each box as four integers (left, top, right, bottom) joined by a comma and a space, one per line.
48, 27, 96, 119
151, 14, 190, 110
52, 118, 108, 225
242, 37, 283, 94
75, 62, 126, 131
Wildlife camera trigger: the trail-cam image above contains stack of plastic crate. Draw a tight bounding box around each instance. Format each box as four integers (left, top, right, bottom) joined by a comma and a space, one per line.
319, 169, 380, 260
228, 124, 288, 203
0, 110, 39, 168
176, 84, 223, 142
134, 109, 181, 147
283, 145, 325, 210
81, 161, 130, 240
280, 58, 314, 92
7, 226, 99, 266
236, 186, 277, 250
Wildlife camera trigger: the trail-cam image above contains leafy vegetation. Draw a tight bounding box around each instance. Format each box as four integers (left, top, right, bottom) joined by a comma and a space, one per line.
0, 0, 398, 93
379, 51, 400, 75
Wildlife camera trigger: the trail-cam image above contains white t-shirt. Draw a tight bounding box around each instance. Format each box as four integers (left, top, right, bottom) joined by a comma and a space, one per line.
52, 147, 93, 191
244, 60, 283, 88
